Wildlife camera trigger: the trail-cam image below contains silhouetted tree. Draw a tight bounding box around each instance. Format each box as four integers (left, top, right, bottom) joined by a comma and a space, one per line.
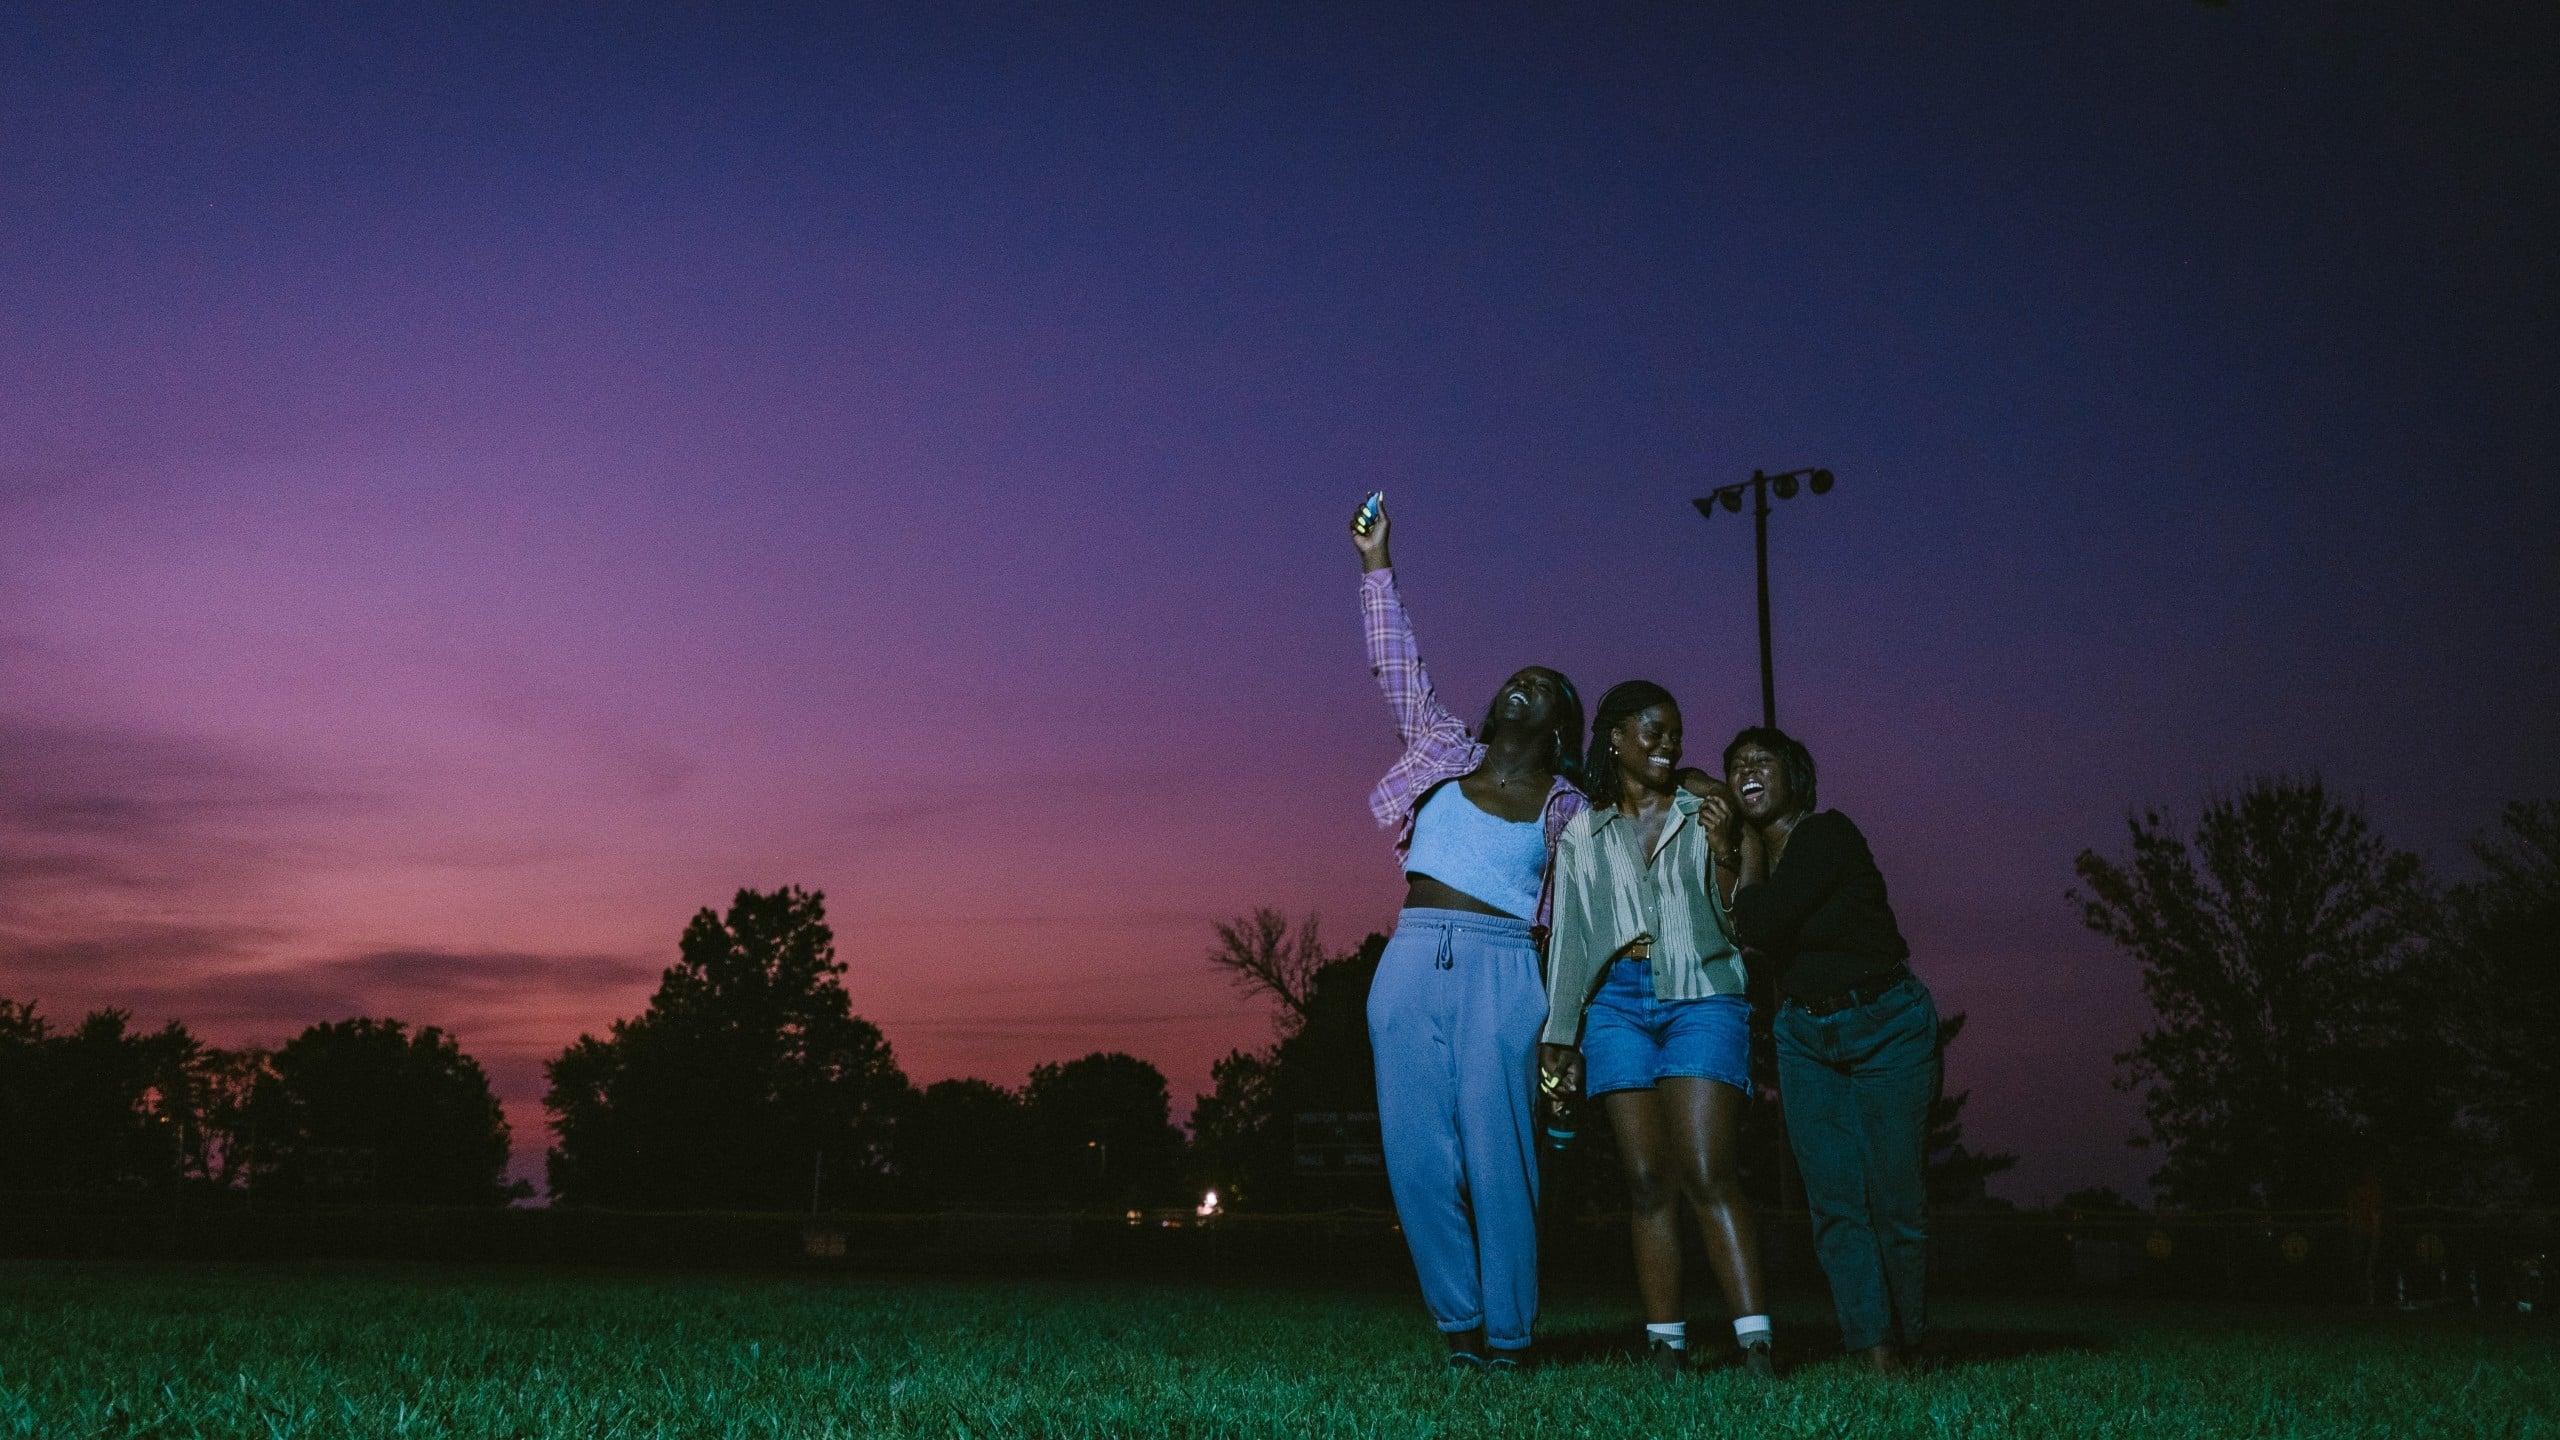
1928, 1012, 2019, 1207
0, 1001, 200, 1204
243, 1017, 520, 1205
2438, 800, 2560, 1203
2072, 777, 2432, 1209
897, 1078, 1034, 1209
0, 1001, 39, 1192
185, 1045, 272, 1190
545, 886, 910, 1209
1189, 924, 1390, 1209
1187, 1047, 1279, 1200
1024, 1052, 1183, 1209
1206, 909, 1329, 1028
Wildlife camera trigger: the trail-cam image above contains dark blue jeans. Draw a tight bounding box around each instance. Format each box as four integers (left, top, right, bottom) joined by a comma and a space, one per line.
1774, 975, 1939, 1353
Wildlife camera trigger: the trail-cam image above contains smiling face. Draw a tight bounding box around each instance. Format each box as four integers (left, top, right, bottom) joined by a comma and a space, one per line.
1487, 667, 1569, 740
1610, 701, 1682, 797
1725, 739, 1795, 823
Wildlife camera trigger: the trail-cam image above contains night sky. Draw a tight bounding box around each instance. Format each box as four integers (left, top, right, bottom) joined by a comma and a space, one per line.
5, 3, 2554, 1203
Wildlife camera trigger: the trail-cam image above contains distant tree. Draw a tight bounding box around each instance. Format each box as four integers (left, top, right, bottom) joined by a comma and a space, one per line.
244, 1017, 521, 1206
2056, 1186, 2141, 1216
185, 1046, 272, 1190
1187, 1047, 1280, 1200
1927, 1012, 2019, 1207
545, 887, 910, 1209
1190, 923, 1389, 1209
0, 1001, 200, 1204
2072, 777, 2432, 1209
1024, 1052, 1184, 1209
897, 1078, 1033, 1210
0, 1001, 38, 1190
2438, 801, 2560, 1202
1206, 909, 1329, 1029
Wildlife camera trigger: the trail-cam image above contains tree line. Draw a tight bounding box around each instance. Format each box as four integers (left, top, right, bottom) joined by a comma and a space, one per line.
2075, 782, 2558, 1211
0, 887, 1189, 1213
5, 780, 2548, 1215
0, 1005, 521, 1207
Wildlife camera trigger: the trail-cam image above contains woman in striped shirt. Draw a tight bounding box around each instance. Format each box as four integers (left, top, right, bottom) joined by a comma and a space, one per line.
1540, 681, 1774, 1379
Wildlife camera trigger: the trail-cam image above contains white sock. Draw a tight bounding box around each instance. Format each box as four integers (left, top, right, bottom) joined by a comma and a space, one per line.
1733, 1315, 1772, 1348
1644, 1321, 1686, 1350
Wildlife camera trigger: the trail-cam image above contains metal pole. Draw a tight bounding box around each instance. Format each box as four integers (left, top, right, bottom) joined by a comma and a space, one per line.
1751, 471, 1776, 727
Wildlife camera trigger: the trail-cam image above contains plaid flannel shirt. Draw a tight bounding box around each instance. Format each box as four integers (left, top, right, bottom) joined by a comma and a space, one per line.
1360, 567, 1586, 932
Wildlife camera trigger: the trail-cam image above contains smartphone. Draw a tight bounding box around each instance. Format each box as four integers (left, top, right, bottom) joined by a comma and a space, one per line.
1353, 490, 1385, 536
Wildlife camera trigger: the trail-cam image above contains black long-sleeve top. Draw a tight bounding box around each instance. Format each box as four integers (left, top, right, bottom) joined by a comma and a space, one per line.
1726, 810, 1912, 1002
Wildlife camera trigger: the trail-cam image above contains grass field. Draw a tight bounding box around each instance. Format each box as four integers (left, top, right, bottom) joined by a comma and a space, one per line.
1, 1263, 2552, 1439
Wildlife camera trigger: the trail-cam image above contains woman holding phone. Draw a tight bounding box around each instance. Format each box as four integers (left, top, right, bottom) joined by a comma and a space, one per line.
1350, 494, 1586, 1372
1540, 681, 1773, 1379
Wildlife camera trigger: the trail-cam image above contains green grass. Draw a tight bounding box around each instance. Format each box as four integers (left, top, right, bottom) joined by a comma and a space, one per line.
0, 1263, 2552, 1438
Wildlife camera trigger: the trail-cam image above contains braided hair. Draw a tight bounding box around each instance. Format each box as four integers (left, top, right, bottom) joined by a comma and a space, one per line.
1583, 679, 1679, 811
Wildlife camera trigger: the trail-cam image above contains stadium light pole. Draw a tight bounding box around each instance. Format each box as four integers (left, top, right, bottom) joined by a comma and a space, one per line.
1692, 467, 1833, 1216
1691, 468, 1835, 728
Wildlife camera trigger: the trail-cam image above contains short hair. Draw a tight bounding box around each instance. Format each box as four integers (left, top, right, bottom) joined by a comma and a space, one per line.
1721, 725, 1817, 814
1583, 679, 1678, 810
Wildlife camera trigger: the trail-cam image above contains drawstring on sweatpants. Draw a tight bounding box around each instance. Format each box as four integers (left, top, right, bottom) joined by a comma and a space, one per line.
1435, 924, 1456, 970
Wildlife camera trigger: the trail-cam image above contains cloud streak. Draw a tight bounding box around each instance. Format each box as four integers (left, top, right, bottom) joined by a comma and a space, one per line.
0, 944, 660, 1045
0, 717, 377, 906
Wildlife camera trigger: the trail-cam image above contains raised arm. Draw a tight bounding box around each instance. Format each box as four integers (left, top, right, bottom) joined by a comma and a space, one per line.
1352, 498, 1466, 747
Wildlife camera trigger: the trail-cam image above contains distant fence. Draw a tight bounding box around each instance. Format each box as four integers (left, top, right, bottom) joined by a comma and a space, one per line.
1, 1203, 2549, 1310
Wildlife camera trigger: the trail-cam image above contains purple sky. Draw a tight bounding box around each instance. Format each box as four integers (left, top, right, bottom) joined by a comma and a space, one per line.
4, 4, 2554, 1203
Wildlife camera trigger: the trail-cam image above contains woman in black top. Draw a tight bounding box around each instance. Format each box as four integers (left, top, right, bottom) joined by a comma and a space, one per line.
1722, 726, 1939, 1373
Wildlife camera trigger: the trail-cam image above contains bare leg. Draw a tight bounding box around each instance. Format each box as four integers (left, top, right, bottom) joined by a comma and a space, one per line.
1660, 1076, 1767, 1320
1601, 1087, 1685, 1324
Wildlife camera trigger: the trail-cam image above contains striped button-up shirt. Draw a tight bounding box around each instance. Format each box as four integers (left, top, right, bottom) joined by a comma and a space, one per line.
1360, 567, 1586, 931
1541, 788, 1747, 1046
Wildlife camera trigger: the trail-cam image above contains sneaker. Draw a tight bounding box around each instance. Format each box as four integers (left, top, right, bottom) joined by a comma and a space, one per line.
1741, 1340, 1776, 1381
1485, 1347, 1534, 1374
1445, 1350, 1486, 1373
1647, 1337, 1687, 1379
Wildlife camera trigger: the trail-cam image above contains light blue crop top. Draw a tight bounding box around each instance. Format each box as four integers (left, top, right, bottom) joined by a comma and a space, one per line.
1403, 781, 1548, 920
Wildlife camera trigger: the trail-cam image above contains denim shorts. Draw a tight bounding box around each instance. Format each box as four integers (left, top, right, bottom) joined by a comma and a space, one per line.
1581, 956, 1752, 1098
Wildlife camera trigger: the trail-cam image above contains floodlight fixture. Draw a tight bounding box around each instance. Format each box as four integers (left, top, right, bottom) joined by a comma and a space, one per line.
1685, 464, 1841, 728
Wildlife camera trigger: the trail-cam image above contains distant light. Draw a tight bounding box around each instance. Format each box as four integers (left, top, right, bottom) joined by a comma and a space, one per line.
1196, 1189, 1222, 1219
1772, 474, 1798, 500
1126, 1208, 1143, 1226
1809, 469, 1835, 495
